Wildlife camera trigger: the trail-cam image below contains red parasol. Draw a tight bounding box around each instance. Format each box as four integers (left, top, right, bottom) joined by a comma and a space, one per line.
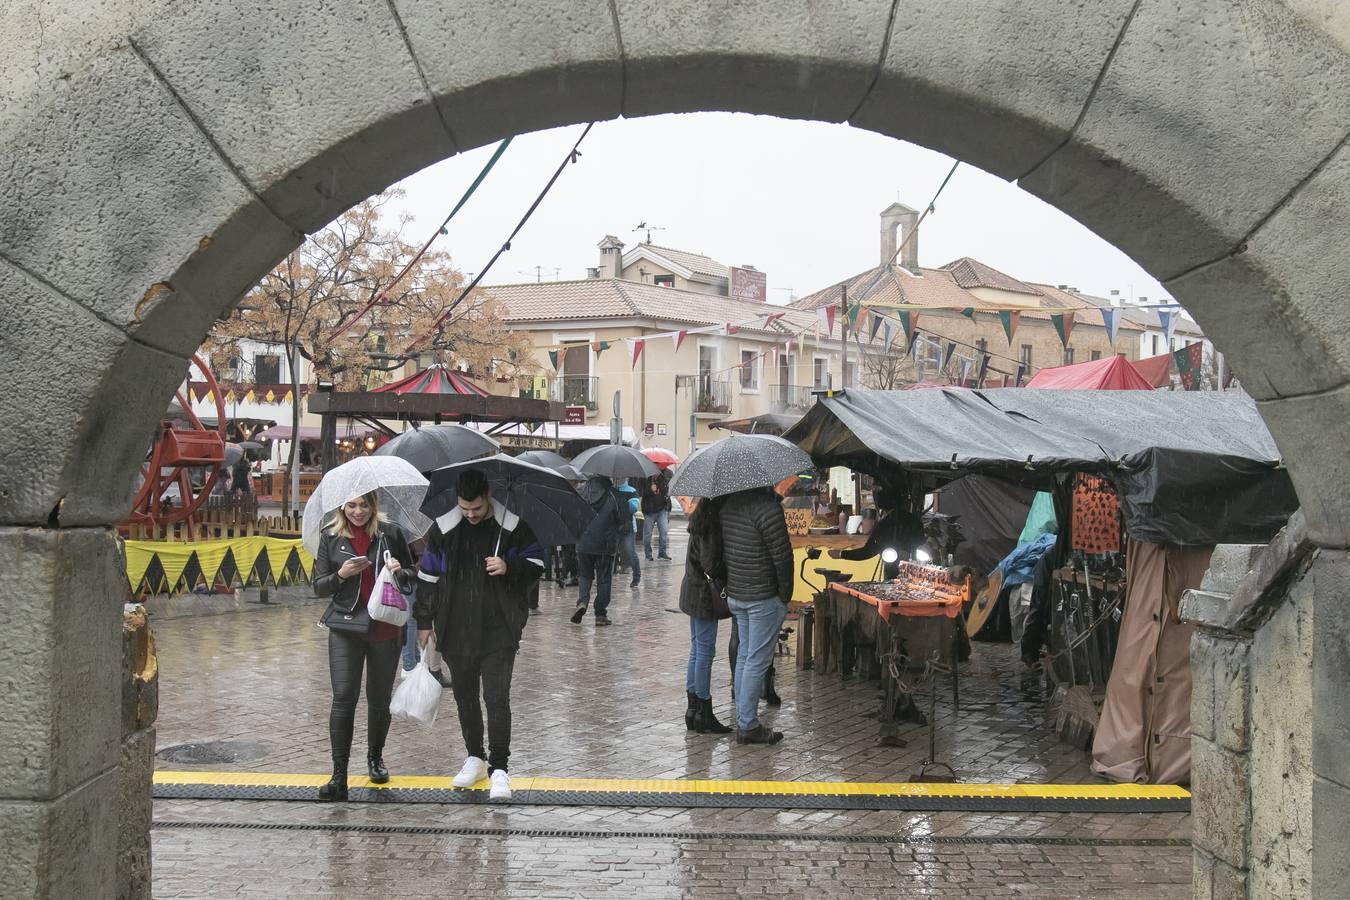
371, 363, 489, 397
641, 447, 680, 470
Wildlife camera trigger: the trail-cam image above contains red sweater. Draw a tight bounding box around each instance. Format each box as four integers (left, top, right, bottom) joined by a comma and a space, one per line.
350, 530, 399, 642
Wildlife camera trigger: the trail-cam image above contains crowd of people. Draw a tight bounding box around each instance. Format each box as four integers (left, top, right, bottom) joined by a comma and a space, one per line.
309, 465, 801, 801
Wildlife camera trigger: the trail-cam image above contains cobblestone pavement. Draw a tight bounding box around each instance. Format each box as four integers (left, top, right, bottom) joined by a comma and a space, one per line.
151, 527, 1191, 897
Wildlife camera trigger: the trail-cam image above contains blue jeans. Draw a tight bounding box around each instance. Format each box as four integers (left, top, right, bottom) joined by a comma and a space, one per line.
400, 616, 419, 671
619, 532, 640, 582
727, 597, 787, 732
686, 617, 719, 700
643, 510, 670, 557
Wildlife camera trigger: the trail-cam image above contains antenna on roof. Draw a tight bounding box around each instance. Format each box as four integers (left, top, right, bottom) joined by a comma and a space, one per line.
633, 221, 666, 243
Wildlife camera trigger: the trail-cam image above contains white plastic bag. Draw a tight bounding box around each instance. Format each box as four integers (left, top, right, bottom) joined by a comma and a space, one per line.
391, 637, 443, 726
368, 550, 412, 627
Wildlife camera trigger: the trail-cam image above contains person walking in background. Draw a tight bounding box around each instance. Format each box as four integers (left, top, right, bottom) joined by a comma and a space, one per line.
679, 495, 732, 734
414, 468, 546, 802
642, 475, 672, 561
572, 473, 625, 626
311, 492, 417, 801
614, 479, 642, 588
719, 485, 794, 745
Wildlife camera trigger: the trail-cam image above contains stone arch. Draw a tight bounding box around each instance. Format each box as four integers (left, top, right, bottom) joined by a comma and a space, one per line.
3, 1, 1348, 895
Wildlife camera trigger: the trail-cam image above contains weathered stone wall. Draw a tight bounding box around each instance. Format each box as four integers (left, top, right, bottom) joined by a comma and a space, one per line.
118, 606, 158, 900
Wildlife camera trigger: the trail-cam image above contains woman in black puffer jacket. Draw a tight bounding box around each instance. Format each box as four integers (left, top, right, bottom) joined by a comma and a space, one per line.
678, 496, 732, 735
718, 486, 794, 745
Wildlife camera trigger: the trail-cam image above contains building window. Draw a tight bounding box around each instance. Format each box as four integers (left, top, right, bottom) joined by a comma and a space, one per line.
1151, 334, 1161, 355
654, 274, 675, 288
254, 353, 281, 384
1091, 350, 1102, 361
739, 350, 759, 390
813, 357, 828, 389
1063, 347, 1075, 365
1019, 345, 1033, 369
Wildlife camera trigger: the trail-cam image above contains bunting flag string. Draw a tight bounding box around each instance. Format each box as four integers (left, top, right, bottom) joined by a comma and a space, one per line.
818, 306, 837, 335
1101, 308, 1120, 346
868, 312, 884, 342
942, 342, 957, 371
592, 340, 611, 360
763, 311, 785, 328
977, 354, 991, 387
957, 356, 971, 385
1015, 363, 1027, 386
725, 323, 740, 335
626, 338, 645, 370
999, 310, 1020, 345
1158, 310, 1176, 345
960, 307, 977, 321
909, 330, 923, 359
882, 321, 893, 348
672, 330, 688, 353
897, 310, 919, 346
548, 349, 561, 371
846, 303, 864, 332
1051, 312, 1075, 347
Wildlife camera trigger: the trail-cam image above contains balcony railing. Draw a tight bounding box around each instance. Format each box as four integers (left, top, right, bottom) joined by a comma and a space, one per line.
552, 375, 599, 410
694, 378, 732, 415
768, 384, 814, 412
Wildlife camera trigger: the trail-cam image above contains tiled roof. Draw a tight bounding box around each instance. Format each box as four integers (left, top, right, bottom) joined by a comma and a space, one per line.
941, 257, 1043, 295
487, 278, 813, 336
792, 266, 983, 312
632, 243, 729, 281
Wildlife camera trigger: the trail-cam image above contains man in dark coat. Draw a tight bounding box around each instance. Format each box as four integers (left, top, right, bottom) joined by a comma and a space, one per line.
414, 468, 544, 801
571, 473, 625, 626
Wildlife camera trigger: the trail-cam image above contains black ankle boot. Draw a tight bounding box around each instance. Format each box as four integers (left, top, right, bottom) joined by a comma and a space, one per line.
685, 691, 699, 731
735, 725, 784, 745
763, 667, 782, 707
696, 698, 732, 735
367, 751, 389, 785
318, 769, 348, 801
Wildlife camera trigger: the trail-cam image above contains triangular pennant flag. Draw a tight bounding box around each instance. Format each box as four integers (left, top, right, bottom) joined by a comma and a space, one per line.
592, 340, 610, 359
785, 338, 794, 357
763, 312, 785, 328
869, 312, 884, 342
909, 331, 922, 359
1158, 310, 1176, 345
1051, 312, 1075, 347
672, 330, 688, 353
725, 323, 740, 335
1015, 363, 1027, 386
898, 310, 919, 346
960, 307, 977, 321
977, 354, 991, 387
1101, 308, 1120, 345
846, 303, 864, 331
958, 356, 971, 385
883, 322, 893, 347
999, 310, 1020, 345
626, 338, 645, 369
770, 346, 779, 370
818, 306, 837, 335
942, 342, 957, 371
548, 349, 560, 371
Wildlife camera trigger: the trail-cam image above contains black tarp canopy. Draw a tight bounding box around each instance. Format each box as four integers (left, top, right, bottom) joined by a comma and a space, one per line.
785, 388, 1297, 545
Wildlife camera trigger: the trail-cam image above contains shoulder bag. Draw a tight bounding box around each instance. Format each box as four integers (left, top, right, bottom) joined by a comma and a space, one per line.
319, 534, 382, 636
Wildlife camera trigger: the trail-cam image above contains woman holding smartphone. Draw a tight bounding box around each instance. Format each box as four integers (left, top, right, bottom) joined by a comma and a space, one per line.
311, 491, 416, 800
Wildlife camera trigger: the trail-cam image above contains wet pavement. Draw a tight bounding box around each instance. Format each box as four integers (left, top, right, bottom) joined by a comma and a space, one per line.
151, 528, 1191, 897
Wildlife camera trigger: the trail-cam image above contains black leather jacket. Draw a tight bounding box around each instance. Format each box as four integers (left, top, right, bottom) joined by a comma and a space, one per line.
312, 521, 416, 611
718, 489, 794, 603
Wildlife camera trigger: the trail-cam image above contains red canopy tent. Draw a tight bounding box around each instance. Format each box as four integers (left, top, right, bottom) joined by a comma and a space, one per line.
371, 363, 490, 397
1131, 353, 1173, 389
1025, 354, 1154, 390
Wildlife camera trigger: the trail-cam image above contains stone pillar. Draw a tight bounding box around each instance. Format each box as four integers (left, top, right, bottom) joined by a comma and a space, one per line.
119, 605, 158, 899
1181, 515, 1314, 899
1311, 551, 1350, 899
0, 528, 124, 899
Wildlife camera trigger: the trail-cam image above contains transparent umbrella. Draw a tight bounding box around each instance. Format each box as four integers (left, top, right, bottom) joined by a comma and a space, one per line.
301, 456, 432, 556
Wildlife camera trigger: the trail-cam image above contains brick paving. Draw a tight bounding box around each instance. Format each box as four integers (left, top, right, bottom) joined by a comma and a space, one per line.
150, 527, 1191, 896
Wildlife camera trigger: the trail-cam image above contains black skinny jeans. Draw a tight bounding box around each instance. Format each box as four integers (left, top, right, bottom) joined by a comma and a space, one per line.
327, 631, 400, 769
446, 649, 517, 772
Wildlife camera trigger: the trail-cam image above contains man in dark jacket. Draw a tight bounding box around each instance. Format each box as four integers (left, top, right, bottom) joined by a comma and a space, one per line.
414, 468, 544, 802
571, 474, 625, 626
642, 474, 672, 561
719, 486, 794, 744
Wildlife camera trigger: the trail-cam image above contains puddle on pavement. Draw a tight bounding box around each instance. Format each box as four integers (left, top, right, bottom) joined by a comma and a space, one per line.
156, 741, 271, 766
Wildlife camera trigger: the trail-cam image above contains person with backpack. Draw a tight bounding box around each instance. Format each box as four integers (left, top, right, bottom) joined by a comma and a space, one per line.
571, 473, 625, 626
679, 495, 733, 734
614, 479, 642, 588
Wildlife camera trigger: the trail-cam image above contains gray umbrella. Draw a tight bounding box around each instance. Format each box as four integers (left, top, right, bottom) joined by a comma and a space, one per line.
373, 424, 499, 474
516, 449, 571, 471
572, 444, 659, 480
668, 434, 814, 498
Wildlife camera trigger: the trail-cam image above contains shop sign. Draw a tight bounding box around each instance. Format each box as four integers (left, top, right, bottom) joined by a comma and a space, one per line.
563, 406, 586, 425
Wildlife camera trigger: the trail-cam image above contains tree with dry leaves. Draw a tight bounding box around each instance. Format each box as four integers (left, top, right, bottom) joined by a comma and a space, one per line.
857, 338, 921, 390
205, 189, 536, 513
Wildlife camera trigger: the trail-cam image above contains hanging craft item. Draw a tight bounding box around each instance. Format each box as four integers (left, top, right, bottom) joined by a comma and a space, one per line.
1071, 474, 1121, 555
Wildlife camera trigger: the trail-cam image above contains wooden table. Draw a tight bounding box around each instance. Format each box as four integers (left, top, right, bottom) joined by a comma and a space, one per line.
790, 534, 868, 550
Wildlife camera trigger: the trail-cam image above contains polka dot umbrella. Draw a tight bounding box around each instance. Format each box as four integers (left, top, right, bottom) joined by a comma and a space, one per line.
668, 434, 814, 499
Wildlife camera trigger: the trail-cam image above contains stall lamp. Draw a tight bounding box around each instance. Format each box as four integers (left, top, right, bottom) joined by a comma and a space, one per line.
881, 547, 900, 565
363, 435, 377, 451
913, 548, 932, 564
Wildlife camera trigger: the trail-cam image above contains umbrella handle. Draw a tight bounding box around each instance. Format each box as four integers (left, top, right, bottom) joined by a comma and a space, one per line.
493, 479, 511, 558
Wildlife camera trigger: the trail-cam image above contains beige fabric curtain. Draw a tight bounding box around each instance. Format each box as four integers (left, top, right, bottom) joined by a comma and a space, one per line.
1091, 541, 1213, 785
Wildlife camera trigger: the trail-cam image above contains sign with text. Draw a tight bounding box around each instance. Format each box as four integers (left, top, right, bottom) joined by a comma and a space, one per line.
728, 266, 767, 303
563, 406, 586, 425
497, 434, 561, 451
644, 422, 655, 435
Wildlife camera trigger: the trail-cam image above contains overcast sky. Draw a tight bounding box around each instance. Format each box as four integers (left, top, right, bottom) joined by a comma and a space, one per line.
389, 112, 1171, 305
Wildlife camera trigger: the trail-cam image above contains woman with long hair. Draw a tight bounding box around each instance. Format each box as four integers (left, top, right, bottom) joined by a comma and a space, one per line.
678, 495, 732, 734
311, 491, 416, 800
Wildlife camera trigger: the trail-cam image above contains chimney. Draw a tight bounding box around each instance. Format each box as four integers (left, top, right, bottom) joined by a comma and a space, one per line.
597, 235, 625, 279
1110, 289, 1121, 308
879, 202, 920, 270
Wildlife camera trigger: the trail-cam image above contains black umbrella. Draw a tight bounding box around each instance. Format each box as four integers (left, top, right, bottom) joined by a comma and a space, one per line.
516, 449, 571, 471
668, 434, 814, 498
373, 424, 499, 473
572, 444, 660, 480
420, 454, 594, 548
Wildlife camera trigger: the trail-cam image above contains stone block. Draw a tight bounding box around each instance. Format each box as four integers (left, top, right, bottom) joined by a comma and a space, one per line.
1257, 392, 1350, 548
1312, 775, 1350, 899
117, 728, 155, 900
1213, 638, 1251, 754
399, 0, 622, 152
1023, 0, 1350, 284
0, 769, 118, 900
0, 43, 295, 357
1311, 551, 1350, 789
1191, 632, 1218, 743
0, 528, 123, 801
1200, 545, 1263, 595
852, 0, 1134, 180
1193, 848, 1250, 900
1191, 735, 1250, 870
121, 607, 158, 734
617, 0, 891, 122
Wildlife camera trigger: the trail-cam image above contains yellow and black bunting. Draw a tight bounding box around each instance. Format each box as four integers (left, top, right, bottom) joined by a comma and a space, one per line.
125, 538, 314, 595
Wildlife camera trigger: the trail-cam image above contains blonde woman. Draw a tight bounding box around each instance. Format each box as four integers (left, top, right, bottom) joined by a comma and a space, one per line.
312, 491, 416, 800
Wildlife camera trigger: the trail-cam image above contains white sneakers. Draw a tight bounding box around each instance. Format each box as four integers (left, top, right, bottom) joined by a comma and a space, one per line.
489, 769, 512, 801
451, 756, 487, 788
